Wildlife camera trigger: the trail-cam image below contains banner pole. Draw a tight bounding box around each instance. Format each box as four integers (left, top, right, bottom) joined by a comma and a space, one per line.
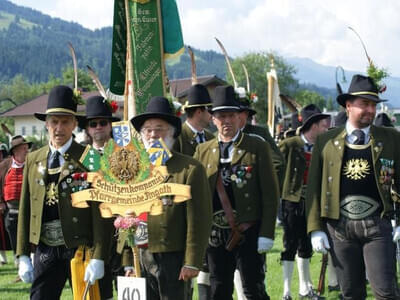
132, 246, 141, 278
156, 0, 167, 97
124, 0, 136, 119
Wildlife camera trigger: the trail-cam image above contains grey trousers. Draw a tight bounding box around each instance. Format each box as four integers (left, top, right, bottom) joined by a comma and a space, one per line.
327, 215, 400, 300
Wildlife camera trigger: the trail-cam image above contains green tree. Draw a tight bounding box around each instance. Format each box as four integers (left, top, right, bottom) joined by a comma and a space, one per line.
228, 51, 299, 124
294, 89, 326, 109
61, 65, 96, 91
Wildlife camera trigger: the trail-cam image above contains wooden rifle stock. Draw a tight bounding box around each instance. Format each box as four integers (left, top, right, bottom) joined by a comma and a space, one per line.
317, 253, 328, 296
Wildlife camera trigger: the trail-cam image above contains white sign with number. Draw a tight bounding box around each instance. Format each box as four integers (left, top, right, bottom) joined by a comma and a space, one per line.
117, 276, 146, 300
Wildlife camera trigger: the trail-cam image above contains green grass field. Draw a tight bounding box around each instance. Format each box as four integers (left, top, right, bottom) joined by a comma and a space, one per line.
0, 226, 379, 299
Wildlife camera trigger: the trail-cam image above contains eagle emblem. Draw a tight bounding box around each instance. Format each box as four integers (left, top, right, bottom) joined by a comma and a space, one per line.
109, 148, 140, 182
343, 158, 370, 180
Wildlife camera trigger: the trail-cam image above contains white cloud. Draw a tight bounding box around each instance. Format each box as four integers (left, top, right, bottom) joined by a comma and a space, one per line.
8, 0, 400, 76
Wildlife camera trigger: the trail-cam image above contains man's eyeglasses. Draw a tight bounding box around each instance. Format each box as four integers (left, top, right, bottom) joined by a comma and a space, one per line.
88, 120, 109, 128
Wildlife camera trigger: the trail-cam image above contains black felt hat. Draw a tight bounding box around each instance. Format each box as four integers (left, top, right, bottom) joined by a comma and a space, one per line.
183, 84, 212, 110
374, 112, 394, 127
131, 96, 181, 137
85, 96, 120, 122
211, 85, 240, 113
299, 104, 330, 132
34, 85, 84, 122
337, 74, 387, 107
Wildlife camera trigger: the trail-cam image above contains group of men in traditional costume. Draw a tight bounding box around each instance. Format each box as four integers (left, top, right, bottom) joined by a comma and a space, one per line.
0, 71, 399, 300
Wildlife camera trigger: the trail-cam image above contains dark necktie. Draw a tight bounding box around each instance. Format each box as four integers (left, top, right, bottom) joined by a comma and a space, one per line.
197, 132, 205, 144
49, 151, 60, 169
352, 129, 365, 145
219, 141, 233, 159
305, 143, 313, 152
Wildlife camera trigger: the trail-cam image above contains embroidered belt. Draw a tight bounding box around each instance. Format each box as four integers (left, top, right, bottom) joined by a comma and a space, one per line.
212, 209, 237, 229
340, 195, 380, 219
40, 219, 65, 247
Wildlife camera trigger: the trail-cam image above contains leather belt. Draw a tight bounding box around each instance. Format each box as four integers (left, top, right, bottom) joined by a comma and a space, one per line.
40, 219, 65, 247
340, 195, 380, 220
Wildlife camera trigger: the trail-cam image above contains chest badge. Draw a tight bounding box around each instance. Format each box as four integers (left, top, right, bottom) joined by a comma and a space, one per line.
343, 158, 370, 180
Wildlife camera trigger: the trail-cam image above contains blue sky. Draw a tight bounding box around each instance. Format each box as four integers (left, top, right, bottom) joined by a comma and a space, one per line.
9, 0, 400, 77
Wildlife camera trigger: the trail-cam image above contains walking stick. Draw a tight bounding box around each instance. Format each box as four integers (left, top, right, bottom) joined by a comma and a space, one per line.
317, 253, 328, 296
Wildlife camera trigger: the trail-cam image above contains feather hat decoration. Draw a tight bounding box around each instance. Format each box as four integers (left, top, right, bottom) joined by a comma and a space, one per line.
348, 27, 388, 92
87, 65, 119, 114
67, 42, 84, 105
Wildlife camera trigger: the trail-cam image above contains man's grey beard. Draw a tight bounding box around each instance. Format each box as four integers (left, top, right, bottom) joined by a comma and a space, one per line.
141, 132, 175, 151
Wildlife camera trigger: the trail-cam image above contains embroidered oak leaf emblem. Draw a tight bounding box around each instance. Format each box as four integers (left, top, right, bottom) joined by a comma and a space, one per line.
46, 183, 59, 206
343, 158, 370, 180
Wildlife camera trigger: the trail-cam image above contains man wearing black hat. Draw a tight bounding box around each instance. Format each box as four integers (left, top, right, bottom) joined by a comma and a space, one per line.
173, 84, 214, 156
0, 135, 32, 279
130, 96, 212, 299
84, 95, 120, 300
279, 104, 330, 300
306, 75, 400, 299
16, 85, 111, 299
84, 95, 120, 153
173, 84, 214, 300
194, 85, 279, 300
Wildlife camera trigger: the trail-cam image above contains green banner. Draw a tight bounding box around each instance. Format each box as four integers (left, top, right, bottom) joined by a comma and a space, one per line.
109, 0, 184, 114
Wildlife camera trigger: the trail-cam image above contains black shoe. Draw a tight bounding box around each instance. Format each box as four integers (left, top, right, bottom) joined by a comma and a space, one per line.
328, 284, 340, 292
282, 296, 292, 300
299, 290, 326, 300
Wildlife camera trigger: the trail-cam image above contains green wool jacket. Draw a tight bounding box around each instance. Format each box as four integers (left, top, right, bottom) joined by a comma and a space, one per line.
306, 125, 400, 233
118, 151, 213, 269
173, 122, 215, 156
194, 132, 280, 239
279, 135, 307, 202
16, 141, 112, 260
243, 123, 285, 188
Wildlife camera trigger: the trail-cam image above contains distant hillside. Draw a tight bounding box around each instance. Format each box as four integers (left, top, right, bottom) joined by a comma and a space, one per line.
0, 0, 112, 83
4, 0, 399, 108
0, 0, 227, 85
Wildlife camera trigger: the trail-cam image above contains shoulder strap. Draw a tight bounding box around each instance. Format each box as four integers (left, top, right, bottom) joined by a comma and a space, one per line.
216, 173, 236, 230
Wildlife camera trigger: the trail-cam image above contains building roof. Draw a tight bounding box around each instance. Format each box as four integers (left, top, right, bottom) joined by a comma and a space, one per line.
1, 91, 100, 117
1, 74, 227, 117
170, 74, 227, 98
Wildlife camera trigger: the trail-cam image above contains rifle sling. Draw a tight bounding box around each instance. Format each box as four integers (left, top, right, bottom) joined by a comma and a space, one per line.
216, 173, 237, 231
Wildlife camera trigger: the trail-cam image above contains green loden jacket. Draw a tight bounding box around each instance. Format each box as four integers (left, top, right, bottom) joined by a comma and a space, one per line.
306, 125, 400, 233
279, 135, 307, 202
118, 150, 213, 269
173, 122, 215, 156
194, 131, 280, 239
16, 141, 111, 260
243, 123, 285, 188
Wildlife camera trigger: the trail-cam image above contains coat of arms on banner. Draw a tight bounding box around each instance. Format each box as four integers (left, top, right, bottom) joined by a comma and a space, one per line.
112, 122, 131, 147
70, 121, 191, 218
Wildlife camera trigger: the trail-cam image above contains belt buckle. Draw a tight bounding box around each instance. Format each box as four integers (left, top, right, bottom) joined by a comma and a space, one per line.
212, 210, 237, 229
340, 195, 379, 220
40, 220, 65, 246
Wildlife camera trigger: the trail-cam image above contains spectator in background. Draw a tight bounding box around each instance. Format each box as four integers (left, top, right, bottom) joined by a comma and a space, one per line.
0, 136, 32, 279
